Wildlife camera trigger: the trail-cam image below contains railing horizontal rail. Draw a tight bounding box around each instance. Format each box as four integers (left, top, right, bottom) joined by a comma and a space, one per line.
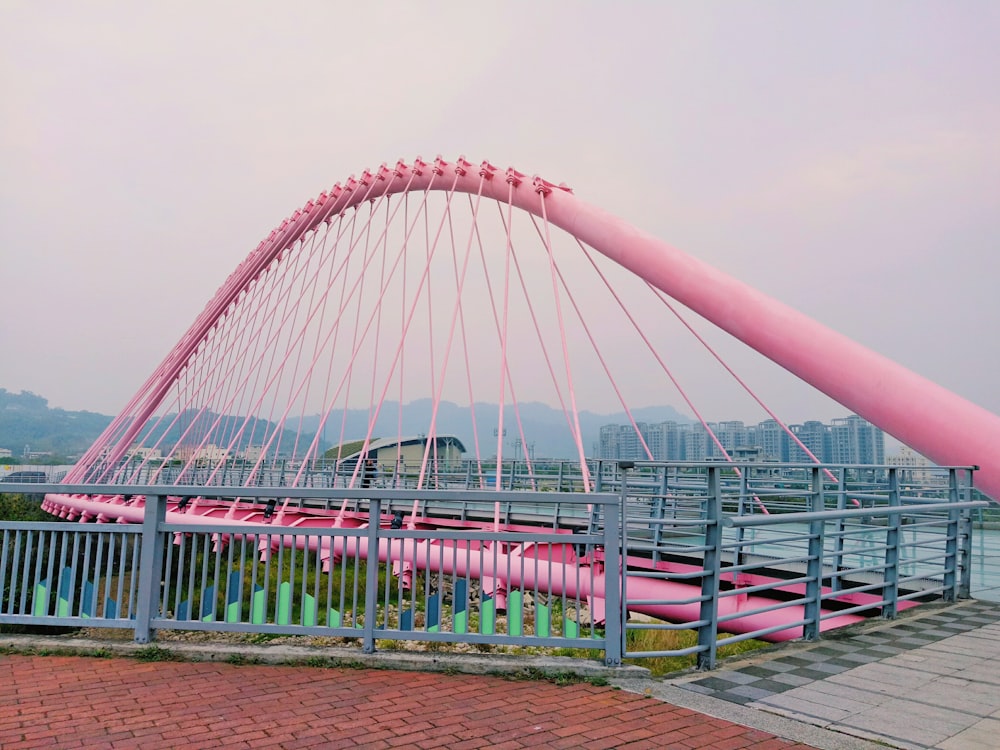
2, 462, 986, 670
725, 500, 987, 527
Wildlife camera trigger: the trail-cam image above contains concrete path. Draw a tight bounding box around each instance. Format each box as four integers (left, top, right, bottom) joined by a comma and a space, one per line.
656, 599, 1000, 750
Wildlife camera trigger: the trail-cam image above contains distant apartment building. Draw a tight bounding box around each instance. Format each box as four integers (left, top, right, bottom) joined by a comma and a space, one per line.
176, 444, 231, 464
241, 445, 265, 462
789, 421, 831, 463
597, 414, 885, 465
885, 446, 935, 483
829, 415, 885, 465
757, 419, 790, 462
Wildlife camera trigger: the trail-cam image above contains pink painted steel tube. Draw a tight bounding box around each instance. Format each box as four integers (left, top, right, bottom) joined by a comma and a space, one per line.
74, 157, 1000, 498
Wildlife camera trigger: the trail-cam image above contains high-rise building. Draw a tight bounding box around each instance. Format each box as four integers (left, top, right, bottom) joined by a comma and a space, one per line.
756, 419, 790, 461
830, 415, 884, 464
716, 421, 748, 456
789, 421, 830, 463
595, 414, 884, 466
597, 424, 620, 460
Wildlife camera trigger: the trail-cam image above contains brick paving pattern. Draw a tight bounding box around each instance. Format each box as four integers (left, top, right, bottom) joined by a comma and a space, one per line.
0, 654, 816, 749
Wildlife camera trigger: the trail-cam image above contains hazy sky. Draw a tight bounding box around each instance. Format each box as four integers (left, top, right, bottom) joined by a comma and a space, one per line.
2, 2, 998, 428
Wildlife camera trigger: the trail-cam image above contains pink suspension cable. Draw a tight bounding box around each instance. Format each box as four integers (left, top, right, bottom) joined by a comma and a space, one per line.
417, 170, 484, 490
459, 191, 488, 483
570, 237, 766, 511
313, 213, 352, 469
148, 174, 390, 490
423, 183, 437, 448
259, 237, 315, 463
332, 207, 365, 467
348, 173, 460, 491
194, 234, 324, 481
279, 176, 421, 482
536, 189, 592, 492
294, 173, 435, 488
647, 284, 845, 488
202, 194, 392, 486
334, 205, 375, 480
494, 177, 516, 497
395, 193, 410, 479
527, 214, 654, 461
284, 216, 351, 490
288, 228, 339, 464
490, 204, 576, 459
274, 229, 331, 462
366, 201, 390, 456
366, 171, 466, 493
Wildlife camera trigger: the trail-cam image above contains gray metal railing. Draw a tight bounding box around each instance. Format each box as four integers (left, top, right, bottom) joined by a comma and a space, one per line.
615, 465, 986, 668
1, 483, 621, 664
0, 464, 987, 670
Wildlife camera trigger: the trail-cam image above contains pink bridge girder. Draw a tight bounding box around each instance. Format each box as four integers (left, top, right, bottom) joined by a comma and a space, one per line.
82, 155, 1000, 500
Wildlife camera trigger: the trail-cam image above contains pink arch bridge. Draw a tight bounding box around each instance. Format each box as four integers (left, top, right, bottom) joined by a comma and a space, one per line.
43, 155, 1000, 640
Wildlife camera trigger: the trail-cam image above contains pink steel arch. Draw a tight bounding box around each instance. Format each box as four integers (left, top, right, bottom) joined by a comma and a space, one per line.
72, 155, 1000, 499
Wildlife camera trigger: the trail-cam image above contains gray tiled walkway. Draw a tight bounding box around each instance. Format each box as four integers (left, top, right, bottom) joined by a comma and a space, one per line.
669, 599, 1000, 749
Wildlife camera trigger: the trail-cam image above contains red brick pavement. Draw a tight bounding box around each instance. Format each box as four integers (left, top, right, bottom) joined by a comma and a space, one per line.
0, 655, 817, 749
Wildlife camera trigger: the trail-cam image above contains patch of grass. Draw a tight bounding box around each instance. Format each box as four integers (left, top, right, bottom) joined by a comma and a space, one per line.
495, 667, 604, 686
302, 656, 332, 668
226, 653, 261, 666
625, 628, 768, 676
554, 627, 769, 677
248, 633, 284, 644
133, 645, 181, 662
339, 659, 369, 670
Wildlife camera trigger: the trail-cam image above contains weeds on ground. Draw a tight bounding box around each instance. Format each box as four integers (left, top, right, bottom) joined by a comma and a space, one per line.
226, 653, 262, 666
133, 645, 181, 662
491, 667, 609, 687
556, 627, 768, 677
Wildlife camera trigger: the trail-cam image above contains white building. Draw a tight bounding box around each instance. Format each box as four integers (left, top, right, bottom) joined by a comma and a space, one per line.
343, 435, 466, 467
126, 447, 162, 461
886, 446, 936, 484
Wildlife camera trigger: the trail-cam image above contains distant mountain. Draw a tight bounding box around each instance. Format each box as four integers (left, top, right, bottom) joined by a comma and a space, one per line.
0, 388, 691, 461
135, 408, 318, 455
0, 389, 112, 458
300, 400, 691, 459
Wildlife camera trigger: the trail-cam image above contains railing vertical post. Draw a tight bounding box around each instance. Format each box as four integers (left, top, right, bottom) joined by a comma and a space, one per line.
134, 493, 167, 644
605, 487, 624, 667
736, 469, 748, 566
362, 497, 381, 654
697, 466, 722, 670
803, 467, 825, 640
831, 468, 846, 593
959, 509, 973, 600
944, 468, 961, 600
882, 468, 901, 619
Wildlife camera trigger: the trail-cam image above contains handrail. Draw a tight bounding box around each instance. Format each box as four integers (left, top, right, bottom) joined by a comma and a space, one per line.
725, 500, 987, 527
1, 482, 616, 505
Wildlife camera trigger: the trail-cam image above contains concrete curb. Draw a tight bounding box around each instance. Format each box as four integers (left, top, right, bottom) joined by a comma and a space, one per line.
0, 633, 650, 681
